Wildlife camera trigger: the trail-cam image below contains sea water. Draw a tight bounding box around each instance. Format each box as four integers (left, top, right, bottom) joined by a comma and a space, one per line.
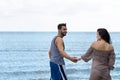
0, 32, 119, 80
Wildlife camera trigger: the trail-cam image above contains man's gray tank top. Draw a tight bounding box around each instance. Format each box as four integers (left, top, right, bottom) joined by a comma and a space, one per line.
50, 36, 65, 65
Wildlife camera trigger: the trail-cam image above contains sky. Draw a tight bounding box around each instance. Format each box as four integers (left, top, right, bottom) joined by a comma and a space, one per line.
0, 0, 120, 32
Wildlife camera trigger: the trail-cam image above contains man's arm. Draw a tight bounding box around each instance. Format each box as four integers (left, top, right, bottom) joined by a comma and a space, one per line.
55, 37, 77, 62
48, 46, 52, 59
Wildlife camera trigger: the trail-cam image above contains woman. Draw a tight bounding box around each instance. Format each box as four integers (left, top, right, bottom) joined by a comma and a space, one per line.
79, 28, 115, 80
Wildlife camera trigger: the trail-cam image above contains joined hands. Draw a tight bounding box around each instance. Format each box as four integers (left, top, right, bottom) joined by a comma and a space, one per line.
71, 56, 81, 63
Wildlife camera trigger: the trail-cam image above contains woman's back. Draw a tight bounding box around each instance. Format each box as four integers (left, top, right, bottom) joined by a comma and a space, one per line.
81, 28, 115, 80
88, 40, 115, 80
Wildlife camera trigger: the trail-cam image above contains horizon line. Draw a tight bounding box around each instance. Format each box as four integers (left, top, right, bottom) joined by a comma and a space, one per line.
0, 31, 120, 32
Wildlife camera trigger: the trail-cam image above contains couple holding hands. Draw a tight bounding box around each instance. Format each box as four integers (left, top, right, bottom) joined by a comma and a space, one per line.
48, 23, 115, 80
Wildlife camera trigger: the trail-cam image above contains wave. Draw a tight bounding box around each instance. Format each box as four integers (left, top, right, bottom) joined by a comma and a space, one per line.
0, 70, 50, 80
0, 65, 119, 80
0, 49, 47, 52
0, 70, 50, 77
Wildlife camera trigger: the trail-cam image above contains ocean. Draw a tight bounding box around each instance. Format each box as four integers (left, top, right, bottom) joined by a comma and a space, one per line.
0, 32, 119, 80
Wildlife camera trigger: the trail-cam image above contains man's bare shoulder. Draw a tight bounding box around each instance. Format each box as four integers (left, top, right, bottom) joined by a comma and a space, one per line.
55, 37, 63, 44
56, 37, 62, 41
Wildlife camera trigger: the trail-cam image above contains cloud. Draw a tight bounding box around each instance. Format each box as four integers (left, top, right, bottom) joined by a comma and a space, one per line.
0, 0, 120, 31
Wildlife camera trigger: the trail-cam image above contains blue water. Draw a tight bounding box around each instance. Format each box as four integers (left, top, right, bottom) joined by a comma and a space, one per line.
0, 32, 119, 80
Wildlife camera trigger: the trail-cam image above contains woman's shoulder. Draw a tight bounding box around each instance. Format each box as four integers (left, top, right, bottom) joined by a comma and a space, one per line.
109, 44, 114, 50
91, 41, 98, 49
91, 41, 98, 47
91, 41, 114, 51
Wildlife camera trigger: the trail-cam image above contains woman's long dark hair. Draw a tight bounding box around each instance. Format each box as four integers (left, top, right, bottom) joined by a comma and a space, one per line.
97, 28, 112, 44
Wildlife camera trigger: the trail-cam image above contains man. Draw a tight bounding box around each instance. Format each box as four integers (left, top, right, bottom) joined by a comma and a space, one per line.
48, 23, 78, 80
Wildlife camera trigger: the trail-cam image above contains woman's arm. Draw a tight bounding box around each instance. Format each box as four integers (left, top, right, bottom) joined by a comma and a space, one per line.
81, 47, 93, 62
109, 49, 115, 70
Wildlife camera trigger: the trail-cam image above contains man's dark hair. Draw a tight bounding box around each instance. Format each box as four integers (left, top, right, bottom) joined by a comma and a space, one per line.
58, 23, 66, 30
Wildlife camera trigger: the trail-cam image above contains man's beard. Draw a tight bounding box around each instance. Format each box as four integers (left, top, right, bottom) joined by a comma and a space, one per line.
61, 32, 66, 37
